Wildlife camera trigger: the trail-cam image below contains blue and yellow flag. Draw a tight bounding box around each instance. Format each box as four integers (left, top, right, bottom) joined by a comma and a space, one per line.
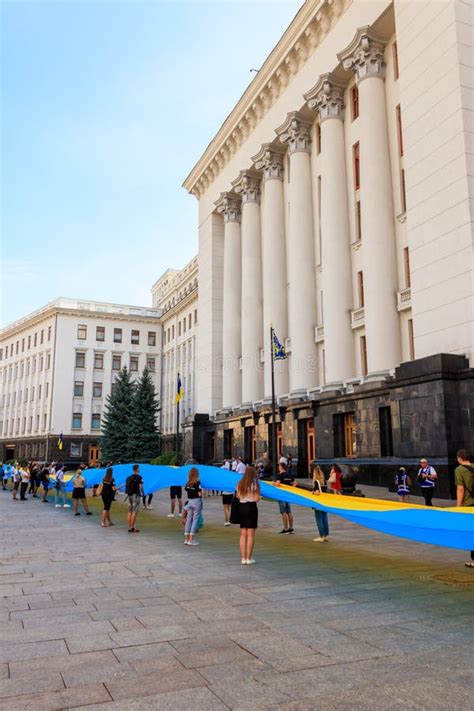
57, 433, 64, 450
176, 373, 183, 403
272, 330, 287, 360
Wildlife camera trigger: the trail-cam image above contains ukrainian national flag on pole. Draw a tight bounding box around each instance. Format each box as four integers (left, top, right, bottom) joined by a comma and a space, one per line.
272, 329, 287, 361
176, 373, 183, 403
57, 433, 64, 450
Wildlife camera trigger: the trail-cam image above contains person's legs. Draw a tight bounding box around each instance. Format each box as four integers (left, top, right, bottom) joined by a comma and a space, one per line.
188, 501, 201, 544
288, 510, 294, 531
54, 486, 60, 506
223, 504, 231, 523
170, 496, 176, 515
321, 511, 329, 538
73, 498, 79, 514
239, 530, 248, 561
147, 494, 153, 508
184, 502, 194, 542
422, 488, 433, 506
20, 483, 28, 500
81, 497, 89, 513
246, 529, 256, 561
178, 497, 183, 514
314, 510, 324, 538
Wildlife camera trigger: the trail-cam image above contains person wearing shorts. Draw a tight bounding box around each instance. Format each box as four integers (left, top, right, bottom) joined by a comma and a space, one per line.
222, 491, 233, 526
72, 470, 92, 516
275, 462, 296, 534
125, 465, 144, 533
168, 486, 183, 518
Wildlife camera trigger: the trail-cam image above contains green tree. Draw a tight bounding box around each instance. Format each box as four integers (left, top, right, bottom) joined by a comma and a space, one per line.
100, 367, 135, 462
129, 368, 161, 461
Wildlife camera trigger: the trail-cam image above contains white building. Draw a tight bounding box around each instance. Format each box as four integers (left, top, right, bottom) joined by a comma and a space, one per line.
151, 256, 198, 449
0, 298, 161, 464
181, 0, 474, 491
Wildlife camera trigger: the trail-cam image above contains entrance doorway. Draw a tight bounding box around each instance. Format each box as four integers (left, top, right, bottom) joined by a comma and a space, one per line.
297, 418, 315, 477
89, 444, 100, 467
5, 445, 15, 461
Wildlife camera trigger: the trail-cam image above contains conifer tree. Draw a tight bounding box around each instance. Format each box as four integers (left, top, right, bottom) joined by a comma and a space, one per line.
100, 367, 135, 462
129, 368, 161, 461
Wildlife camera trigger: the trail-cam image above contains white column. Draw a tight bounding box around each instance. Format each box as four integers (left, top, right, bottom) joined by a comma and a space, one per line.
252, 144, 289, 398
216, 192, 242, 408
276, 112, 317, 393
232, 171, 263, 404
339, 28, 401, 375
305, 74, 354, 385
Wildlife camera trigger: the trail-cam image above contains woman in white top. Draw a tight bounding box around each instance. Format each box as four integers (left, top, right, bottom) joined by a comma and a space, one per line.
236, 465, 261, 565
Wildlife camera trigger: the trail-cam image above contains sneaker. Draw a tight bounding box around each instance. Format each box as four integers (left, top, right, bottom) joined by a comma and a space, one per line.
188, 540, 199, 546
147, 505, 153, 509
184, 540, 189, 545
128, 528, 134, 533
246, 559, 256, 565
465, 561, 474, 568
241, 558, 247, 564
133, 529, 140, 533
86, 512, 93, 516
63, 504, 70, 508
167, 513, 175, 518
288, 528, 294, 534
75, 512, 80, 516
224, 522, 231, 526
323, 536, 329, 541
313, 537, 325, 542
55, 504, 61, 508
279, 529, 289, 534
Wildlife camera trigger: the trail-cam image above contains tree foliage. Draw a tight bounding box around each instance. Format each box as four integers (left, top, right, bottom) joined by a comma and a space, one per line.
129, 368, 161, 461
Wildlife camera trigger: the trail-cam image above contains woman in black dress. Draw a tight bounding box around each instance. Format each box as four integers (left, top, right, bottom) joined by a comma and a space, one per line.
236, 465, 260, 565
100, 467, 116, 527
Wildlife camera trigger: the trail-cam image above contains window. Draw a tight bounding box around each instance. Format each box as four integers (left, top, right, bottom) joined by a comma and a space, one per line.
46, 382, 49, 398
113, 328, 122, 343
178, 322, 182, 337
403, 247, 411, 288
24, 388, 28, 402
357, 271, 365, 308
350, 85, 359, 120
72, 413, 82, 429
353, 142, 360, 190
147, 357, 155, 372
75, 352, 86, 368
188, 314, 192, 329
111, 354, 121, 370
32, 359, 36, 374
47, 353, 51, 369
0, 348, 2, 361
77, 324, 87, 340
40, 329, 44, 344
408, 319, 415, 360
183, 318, 186, 334
396, 105, 404, 157
31, 386, 35, 401
172, 325, 175, 339
223, 429, 234, 459
48, 326, 52, 341
70, 442, 82, 457
91, 414, 101, 430
148, 331, 156, 346
244, 426, 257, 463
40, 356, 44, 371
93, 382, 102, 398
360, 335, 368, 376
379, 406, 394, 457
316, 122, 321, 154
163, 331, 166, 346
194, 310, 197, 324
20, 363, 24, 377
131, 330, 140, 345
393, 41, 399, 80
28, 335, 31, 349
15, 341, 19, 355
38, 384, 42, 399
333, 413, 357, 457
355, 200, 361, 242
21, 338, 25, 353
344, 414, 357, 456
400, 168, 407, 213
130, 356, 139, 371
96, 326, 105, 341
94, 353, 104, 369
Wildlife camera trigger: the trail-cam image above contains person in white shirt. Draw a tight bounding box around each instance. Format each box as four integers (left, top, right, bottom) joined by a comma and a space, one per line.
236, 457, 246, 475
417, 458, 438, 506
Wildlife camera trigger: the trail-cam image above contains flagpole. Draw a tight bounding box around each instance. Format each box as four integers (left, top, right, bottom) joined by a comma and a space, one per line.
270, 325, 278, 481
175, 373, 180, 459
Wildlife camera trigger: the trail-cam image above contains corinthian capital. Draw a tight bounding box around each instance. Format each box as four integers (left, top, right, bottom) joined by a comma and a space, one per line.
215, 192, 241, 223
304, 73, 346, 122
276, 111, 312, 154
232, 170, 261, 204
338, 26, 388, 83
251, 143, 285, 181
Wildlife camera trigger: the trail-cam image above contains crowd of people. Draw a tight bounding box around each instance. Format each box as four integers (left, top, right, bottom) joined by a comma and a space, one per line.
1, 451, 473, 568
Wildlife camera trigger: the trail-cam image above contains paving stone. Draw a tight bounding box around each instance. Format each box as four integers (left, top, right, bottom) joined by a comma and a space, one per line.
66, 635, 115, 654
112, 642, 176, 663
9, 650, 119, 678
0, 671, 65, 699
105, 668, 206, 700
0, 683, 111, 711
0, 639, 68, 663
73, 686, 227, 710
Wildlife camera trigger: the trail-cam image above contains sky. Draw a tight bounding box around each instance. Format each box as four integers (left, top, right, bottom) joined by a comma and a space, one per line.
1, 0, 303, 326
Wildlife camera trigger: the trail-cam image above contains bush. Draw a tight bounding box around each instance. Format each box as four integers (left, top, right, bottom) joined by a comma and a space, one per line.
150, 451, 178, 466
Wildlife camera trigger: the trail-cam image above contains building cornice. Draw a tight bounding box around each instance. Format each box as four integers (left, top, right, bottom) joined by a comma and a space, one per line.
182, 0, 350, 200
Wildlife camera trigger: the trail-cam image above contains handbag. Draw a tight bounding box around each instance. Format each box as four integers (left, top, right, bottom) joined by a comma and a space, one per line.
229, 494, 241, 524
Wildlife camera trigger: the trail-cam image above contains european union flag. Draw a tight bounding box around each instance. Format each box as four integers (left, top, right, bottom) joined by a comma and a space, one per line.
176, 373, 183, 403
272, 330, 287, 360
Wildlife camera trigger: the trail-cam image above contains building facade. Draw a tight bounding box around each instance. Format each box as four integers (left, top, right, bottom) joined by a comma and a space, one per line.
182, 0, 474, 496
0, 298, 161, 465
151, 257, 198, 450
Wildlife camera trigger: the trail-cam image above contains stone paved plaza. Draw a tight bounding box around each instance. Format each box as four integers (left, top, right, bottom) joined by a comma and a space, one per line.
0, 485, 472, 710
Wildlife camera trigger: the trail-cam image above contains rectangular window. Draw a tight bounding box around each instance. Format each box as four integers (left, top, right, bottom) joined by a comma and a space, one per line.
40, 329, 44, 344
183, 318, 186, 334
28, 335, 31, 349
93, 382, 102, 398
188, 314, 192, 329
112, 354, 121, 370
172, 325, 175, 339
16, 341, 19, 355
379, 406, 394, 457
77, 324, 87, 340
46, 353, 51, 369
353, 142, 360, 190
91, 413, 101, 430
350, 85, 359, 120
147, 357, 155, 372
408, 319, 415, 360
400, 168, 407, 213
244, 426, 257, 463
131, 330, 140, 345
40, 356, 44, 371
223, 429, 234, 459
357, 271, 365, 308
333, 413, 357, 457
48, 326, 52, 341
316, 122, 321, 154
70, 442, 82, 457
96, 326, 105, 341
194, 310, 197, 324
31, 386, 35, 401
355, 200, 361, 242
113, 328, 122, 343
94, 353, 104, 369
45, 382, 49, 398
130, 356, 139, 371
148, 331, 156, 346
393, 41, 399, 80
72, 413, 82, 429
403, 247, 411, 288
360, 335, 368, 376
345, 413, 357, 456
178, 322, 182, 337
21, 338, 25, 352
396, 105, 404, 157
32, 360, 35, 374
38, 384, 42, 399
0, 348, 2, 361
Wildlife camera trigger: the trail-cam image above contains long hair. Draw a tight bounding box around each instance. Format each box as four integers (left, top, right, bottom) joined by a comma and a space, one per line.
103, 467, 113, 484
332, 464, 342, 474
237, 465, 260, 498
313, 465, 325, 485
186, 466, 199, 486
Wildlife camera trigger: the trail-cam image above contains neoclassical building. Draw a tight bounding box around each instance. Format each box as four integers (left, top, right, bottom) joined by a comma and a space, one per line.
182, 0, 473, 495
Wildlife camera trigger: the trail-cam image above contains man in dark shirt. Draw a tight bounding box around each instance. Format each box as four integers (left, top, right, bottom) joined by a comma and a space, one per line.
455, 449, 474, 568
275, 462, 296, 534
125, 465, 144, 533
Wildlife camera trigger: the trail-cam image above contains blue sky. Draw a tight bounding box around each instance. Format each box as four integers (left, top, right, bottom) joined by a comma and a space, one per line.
1, 0, 302, 325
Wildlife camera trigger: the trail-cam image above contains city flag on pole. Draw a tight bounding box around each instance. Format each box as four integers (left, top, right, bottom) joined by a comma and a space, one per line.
272, 330, 287, 360
176, 373, 183, 403
57, 433, 64, 450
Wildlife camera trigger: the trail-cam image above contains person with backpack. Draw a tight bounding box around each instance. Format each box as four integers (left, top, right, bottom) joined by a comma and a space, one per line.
395, 467, 411, 503
417, 458, 437, 506
455, 449, 474, 568
98, 467, 117, 527
125, 464, 144, 533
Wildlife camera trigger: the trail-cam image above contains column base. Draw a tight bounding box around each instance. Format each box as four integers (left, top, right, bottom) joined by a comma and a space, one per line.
363, 369, 392, 385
